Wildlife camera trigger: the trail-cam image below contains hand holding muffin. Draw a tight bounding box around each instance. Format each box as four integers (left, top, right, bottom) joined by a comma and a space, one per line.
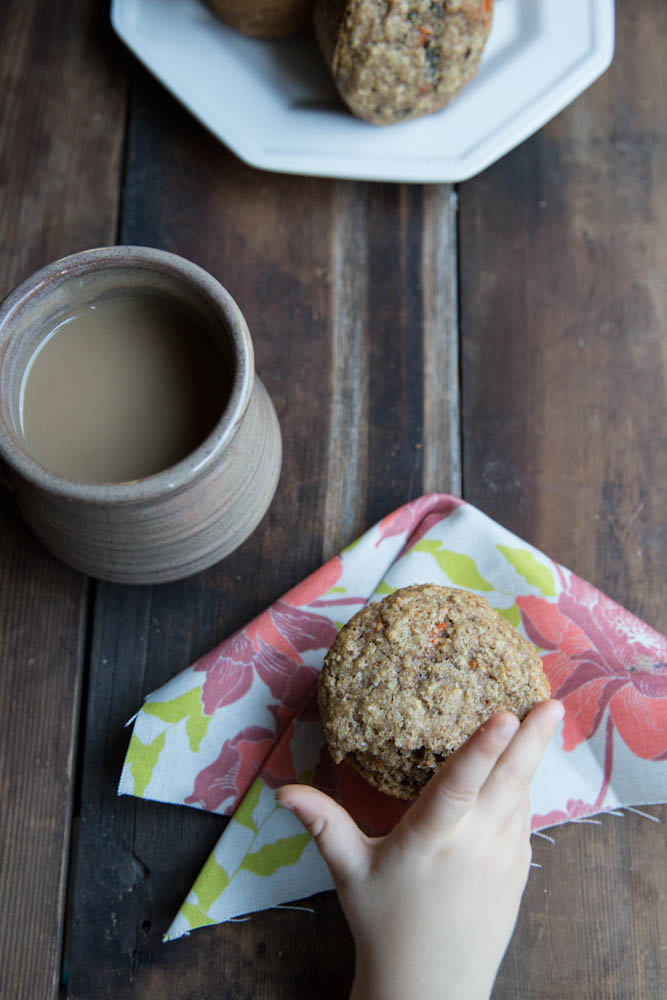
279, 584, 557, 997
319, 584, 550, 799
278, 701, 563, 1000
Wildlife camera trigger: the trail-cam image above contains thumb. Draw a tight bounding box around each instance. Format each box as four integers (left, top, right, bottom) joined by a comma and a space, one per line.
276, 784, 369, 886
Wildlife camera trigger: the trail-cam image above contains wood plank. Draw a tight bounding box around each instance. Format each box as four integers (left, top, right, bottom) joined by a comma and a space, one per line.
0, 2, 127, 997
421, 185, 461, 497
0, 495, 87, 1000
322, 180, 370, 560
459, 1, 667, 996
67, 65, 460, 998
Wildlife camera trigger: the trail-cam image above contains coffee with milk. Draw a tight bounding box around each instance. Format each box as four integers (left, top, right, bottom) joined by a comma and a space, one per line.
20, 295, 230, 483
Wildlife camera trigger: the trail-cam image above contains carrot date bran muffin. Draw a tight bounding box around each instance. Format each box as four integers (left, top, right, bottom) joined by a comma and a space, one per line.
314, 0, 494, 124
319, 584, 550, 799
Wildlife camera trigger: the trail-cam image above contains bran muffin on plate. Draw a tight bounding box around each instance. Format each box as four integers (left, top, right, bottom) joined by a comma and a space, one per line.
319, 584, 550, 799
314, 0, 494, 124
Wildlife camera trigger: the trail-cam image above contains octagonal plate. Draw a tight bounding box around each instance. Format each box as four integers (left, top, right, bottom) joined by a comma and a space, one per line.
111, 0, 614, 183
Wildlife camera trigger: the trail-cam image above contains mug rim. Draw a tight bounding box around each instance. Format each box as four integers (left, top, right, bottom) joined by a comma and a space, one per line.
0, 246, 254, 503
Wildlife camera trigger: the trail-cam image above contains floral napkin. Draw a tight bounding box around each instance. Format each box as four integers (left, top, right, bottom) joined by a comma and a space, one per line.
118, 494, 667, 940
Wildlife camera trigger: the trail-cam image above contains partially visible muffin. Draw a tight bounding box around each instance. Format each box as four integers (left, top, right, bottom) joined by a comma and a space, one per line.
207, 0, 313, 38
319, 584, 550, 799
314, 0, 493, 124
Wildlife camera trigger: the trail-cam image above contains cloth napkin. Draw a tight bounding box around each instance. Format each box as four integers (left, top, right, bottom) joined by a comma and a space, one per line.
118, 494, 667, 940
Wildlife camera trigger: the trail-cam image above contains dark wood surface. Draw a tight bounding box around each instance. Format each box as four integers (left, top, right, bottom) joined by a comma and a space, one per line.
1, 2, 665, 998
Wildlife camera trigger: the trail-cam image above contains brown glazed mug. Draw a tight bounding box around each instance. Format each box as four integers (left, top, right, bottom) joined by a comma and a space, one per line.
0, 247, 282, 584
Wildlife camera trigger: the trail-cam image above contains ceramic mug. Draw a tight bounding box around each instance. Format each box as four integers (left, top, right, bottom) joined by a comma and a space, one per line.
0, 246, 282, 584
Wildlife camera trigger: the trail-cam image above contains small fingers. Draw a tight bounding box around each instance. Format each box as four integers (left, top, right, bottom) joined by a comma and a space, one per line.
276, 784, 369, 886
399, 712, 521, 843
478, 700, 563, 829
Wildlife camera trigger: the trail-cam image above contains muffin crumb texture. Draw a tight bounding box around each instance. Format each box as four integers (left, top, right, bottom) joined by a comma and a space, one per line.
318, 584, 550, 799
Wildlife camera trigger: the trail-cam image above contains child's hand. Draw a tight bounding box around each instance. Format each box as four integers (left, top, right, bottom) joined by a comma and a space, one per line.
277, 699, 563, 1000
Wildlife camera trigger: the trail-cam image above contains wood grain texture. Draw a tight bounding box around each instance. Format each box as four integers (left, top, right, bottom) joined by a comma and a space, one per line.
0, 0, 127, 291
460, 2, 667, 629
0, 2, 127, 998
421, 184, 461, 496
459, 2, 667, 996
499, 806, 667, 1000
66, 65, 459, 999
322, 179, 461, 558
0, 495, 87, 1000
322, 181, 370, 560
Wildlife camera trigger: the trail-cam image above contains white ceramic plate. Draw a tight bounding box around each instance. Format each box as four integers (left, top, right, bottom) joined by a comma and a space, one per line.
111, 0, 615, 183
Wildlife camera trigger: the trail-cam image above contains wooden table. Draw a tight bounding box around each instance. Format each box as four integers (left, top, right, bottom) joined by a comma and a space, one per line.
1, 2, 666, 997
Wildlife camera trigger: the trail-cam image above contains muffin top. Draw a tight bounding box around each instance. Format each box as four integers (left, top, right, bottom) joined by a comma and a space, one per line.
319, 584, 550, 798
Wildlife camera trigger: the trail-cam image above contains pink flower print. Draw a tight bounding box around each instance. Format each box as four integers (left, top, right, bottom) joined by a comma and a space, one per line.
187, 570, 343, 814
185, 725, 275, 812
194, 630, 255, 715
518, 571, 667, 761
270, 601, 339, 654
282, 555, 344, 608
607, 674, 667, 760
246, 600, 338, 708
247, 600, 339, 666
531, 798, 596, 832
246, 605, 297, 661
253, 638, 319, 710
375, 494, 463, 554
261, 689, 321, 791
260, 715, 297, 789
195, 601, 337, 718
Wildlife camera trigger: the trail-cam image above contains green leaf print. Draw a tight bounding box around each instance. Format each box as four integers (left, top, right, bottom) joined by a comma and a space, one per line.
496, 604, 521, 628
326, 586, 347, 595
414, 540, 493, 591
143, 686, 211, 752
497, 546, 556, 597
298, 766, 316, 786
234, 778, 264, 833
240, 834, 311, 878
126, 730, 166, 798
181, 900, 215, 930
193, 854, 230, 912
374, 580, 396, 595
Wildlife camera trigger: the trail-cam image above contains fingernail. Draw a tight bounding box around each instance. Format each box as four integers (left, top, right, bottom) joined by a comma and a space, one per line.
277, 796, 297, 813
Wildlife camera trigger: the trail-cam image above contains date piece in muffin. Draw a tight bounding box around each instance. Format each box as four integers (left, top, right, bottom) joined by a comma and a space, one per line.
206, 0, 313, 38
314, 0, 494, 124
319, 584, 550, 799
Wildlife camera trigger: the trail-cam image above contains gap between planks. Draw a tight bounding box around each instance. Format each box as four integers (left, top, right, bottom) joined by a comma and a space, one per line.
322, 182, 461, 562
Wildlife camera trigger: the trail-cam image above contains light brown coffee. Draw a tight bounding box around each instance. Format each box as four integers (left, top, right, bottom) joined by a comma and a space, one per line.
19, 296, 230, 483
